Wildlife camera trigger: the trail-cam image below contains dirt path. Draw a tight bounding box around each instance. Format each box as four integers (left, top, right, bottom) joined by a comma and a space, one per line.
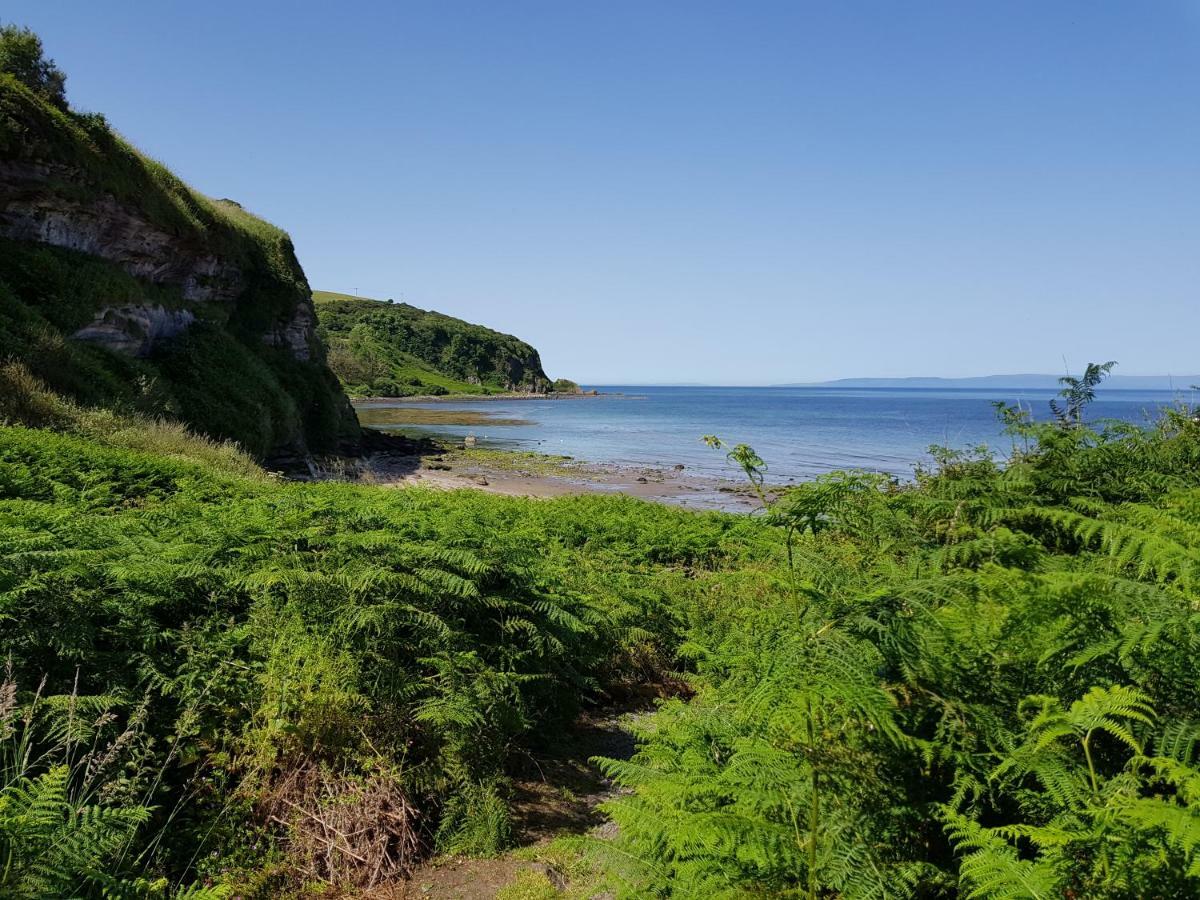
389, 699, 654, 899
508, 702, 646, 844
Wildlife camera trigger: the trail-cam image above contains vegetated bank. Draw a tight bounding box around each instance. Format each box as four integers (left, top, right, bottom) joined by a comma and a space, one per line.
1, 360, 766, 896
314, 290, 579, 398
9, 329, 1200, 896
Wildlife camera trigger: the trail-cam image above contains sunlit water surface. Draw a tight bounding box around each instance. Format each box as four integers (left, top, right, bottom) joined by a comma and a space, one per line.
356, 386, 1191, 483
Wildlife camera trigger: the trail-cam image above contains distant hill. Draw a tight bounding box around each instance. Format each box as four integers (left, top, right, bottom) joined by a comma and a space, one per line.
783, 374, 1200, 391
313, 291, 571, 397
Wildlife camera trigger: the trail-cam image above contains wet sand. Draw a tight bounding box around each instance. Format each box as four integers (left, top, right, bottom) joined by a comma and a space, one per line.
348, 399, 764, 511
361, 449, 764, 512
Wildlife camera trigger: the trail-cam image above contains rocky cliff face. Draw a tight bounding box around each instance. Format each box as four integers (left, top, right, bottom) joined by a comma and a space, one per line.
0, 157, 321, 364
0, 160, 243, 302
263, 299, 315, 362
72, 305, 196, 357
0, 73, 357, 455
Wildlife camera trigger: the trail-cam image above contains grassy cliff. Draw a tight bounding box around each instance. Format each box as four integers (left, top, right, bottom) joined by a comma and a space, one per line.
0, 70, 358, 457
314, 290, 559, 396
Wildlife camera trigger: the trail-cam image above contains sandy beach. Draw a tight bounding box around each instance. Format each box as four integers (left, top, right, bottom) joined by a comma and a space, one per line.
338, 444, 764, 512
344, 399, 765, 510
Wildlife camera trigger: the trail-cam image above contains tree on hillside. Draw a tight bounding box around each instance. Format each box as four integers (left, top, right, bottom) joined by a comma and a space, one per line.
0, 24, 67, 109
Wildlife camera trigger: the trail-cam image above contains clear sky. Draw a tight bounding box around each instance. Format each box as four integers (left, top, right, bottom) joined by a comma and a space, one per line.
7, 1, 1199, 383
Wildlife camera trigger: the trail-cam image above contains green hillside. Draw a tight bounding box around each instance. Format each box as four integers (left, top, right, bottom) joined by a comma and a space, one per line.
314, 290, 561, 397
0, 67, 357, 457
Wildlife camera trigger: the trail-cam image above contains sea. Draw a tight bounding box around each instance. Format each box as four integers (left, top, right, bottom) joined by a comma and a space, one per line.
356, 386, 1193, 484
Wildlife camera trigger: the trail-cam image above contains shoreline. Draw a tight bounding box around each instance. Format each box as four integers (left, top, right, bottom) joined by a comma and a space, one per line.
343, 400, 766, 511
327, 442, 765, 512
353, 391, 608, 404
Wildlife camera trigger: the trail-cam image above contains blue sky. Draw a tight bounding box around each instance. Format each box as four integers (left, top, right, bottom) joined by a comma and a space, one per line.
8, 1, 1199, 383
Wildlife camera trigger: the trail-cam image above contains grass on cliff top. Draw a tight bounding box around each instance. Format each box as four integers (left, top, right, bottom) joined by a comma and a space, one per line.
386, 354, 494, 395
313, 290, 377, 304
0, 74, 293, 258
0, 72, 319, 345
312, 290, 542, 354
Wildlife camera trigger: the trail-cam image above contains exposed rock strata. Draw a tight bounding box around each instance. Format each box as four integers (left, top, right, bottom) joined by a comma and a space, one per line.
72, 305, 196, 357
0, 159, 321, 362
264, 299, 315, 361
0, 161, 244, 304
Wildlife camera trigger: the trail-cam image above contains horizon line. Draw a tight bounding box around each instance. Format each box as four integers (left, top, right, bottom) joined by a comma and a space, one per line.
577, 374, 1200, 389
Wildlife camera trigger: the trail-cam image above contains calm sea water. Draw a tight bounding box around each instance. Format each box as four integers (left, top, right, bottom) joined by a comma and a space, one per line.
360, 386, 1190, 483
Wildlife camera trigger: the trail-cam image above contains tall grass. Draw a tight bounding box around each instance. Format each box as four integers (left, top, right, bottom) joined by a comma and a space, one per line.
0, 672, 227, 897
0, 361, 262, 477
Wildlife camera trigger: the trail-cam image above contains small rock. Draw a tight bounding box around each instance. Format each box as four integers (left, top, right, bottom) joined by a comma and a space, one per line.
472, 475, 489, 486
636, 476, 648, 484
673, 463, 685, 470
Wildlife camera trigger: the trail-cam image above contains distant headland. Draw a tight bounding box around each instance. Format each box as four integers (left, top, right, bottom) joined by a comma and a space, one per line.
782, 374, 1200, 391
